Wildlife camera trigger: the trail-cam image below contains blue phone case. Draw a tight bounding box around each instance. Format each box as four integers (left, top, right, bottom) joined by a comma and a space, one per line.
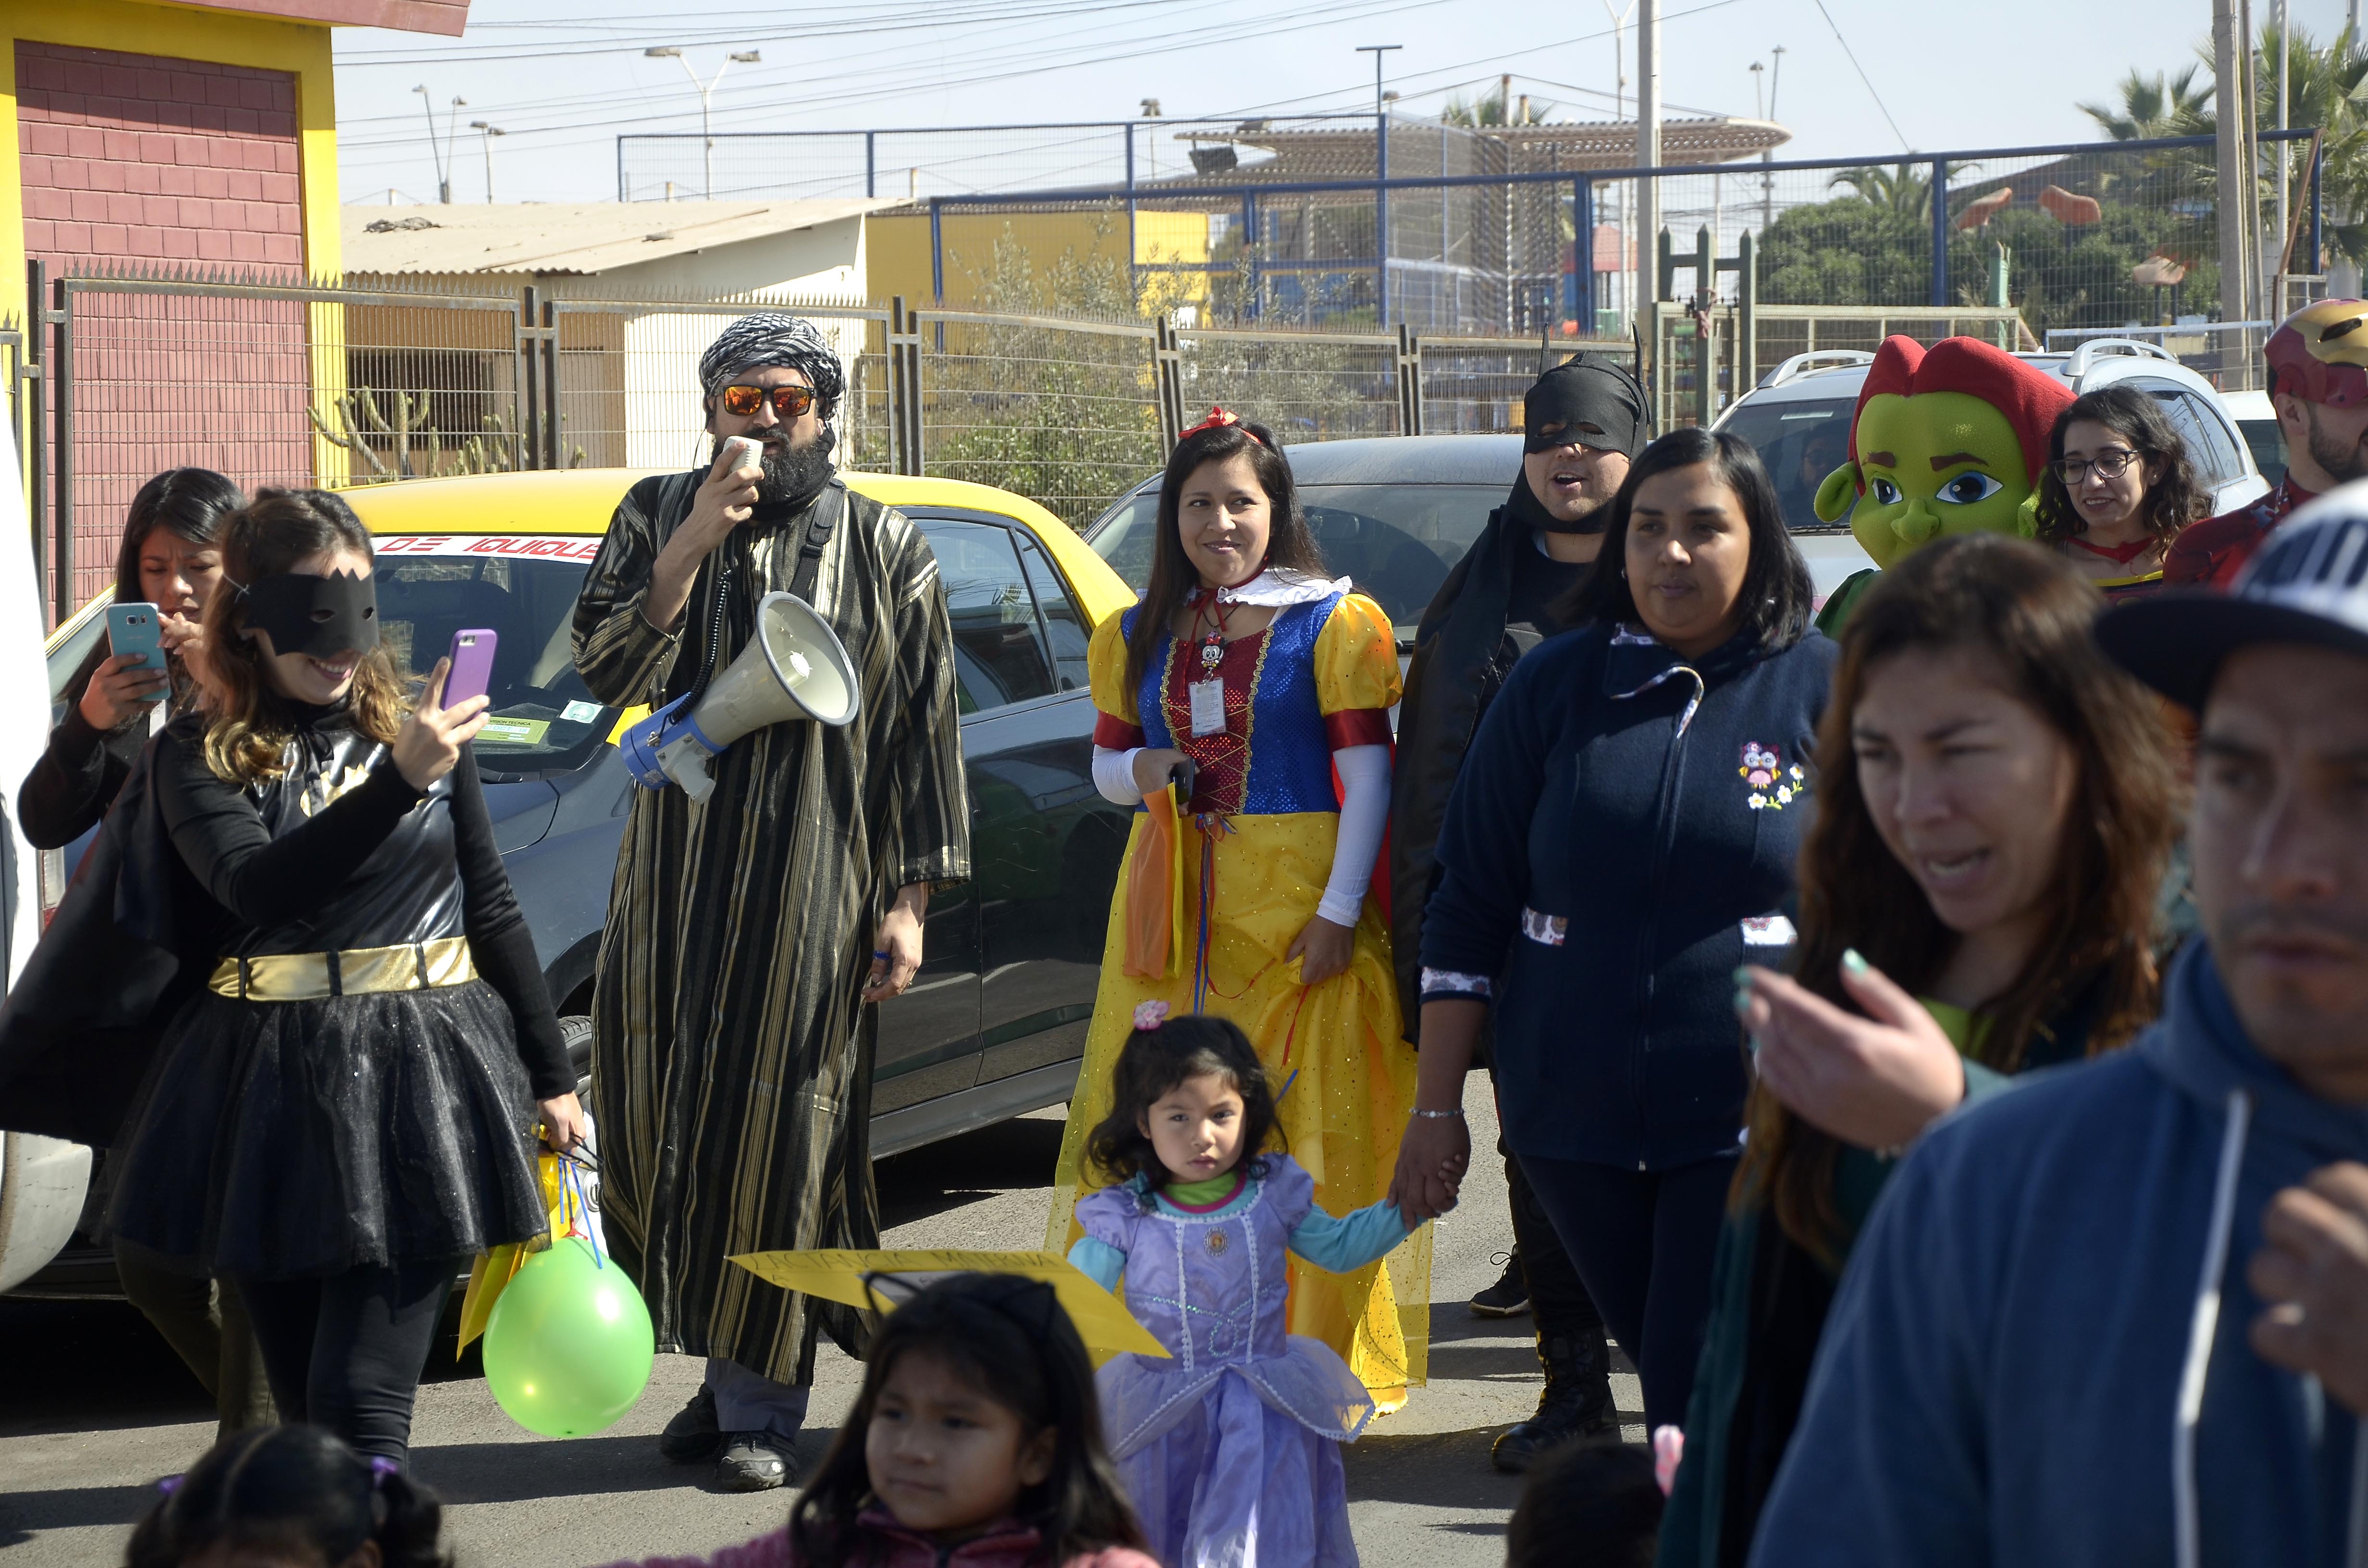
107, 603, 165, 674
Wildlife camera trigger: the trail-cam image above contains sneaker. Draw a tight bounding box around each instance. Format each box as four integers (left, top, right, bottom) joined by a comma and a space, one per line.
658, 1385, 724, 1465
712, 1431, 797, 1493
1468, 1251, 1530, 1319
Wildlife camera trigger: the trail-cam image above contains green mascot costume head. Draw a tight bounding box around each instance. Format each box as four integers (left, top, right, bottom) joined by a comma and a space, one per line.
1811, 334, 2077, 631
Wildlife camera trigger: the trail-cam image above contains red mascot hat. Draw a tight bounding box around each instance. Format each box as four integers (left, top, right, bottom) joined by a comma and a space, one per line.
1843, 335, 2076, 492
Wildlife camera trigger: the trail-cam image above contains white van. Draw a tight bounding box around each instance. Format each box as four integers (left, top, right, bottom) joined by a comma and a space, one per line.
1713, 339, 2270, 605
0, 437, 93, 1293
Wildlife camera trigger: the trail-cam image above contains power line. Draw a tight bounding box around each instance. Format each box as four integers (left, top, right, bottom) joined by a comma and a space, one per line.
1808, 0, 1908, 152
336, 0, 1454, 155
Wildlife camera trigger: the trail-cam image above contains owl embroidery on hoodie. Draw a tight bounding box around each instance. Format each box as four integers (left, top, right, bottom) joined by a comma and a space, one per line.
1740, 742, 1806, 811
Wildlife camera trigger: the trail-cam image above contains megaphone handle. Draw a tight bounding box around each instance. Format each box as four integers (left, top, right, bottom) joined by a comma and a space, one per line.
671, 750, 715, 803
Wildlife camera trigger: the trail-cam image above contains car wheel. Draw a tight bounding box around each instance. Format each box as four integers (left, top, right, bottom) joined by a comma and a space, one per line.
562, 1014, 593, 1111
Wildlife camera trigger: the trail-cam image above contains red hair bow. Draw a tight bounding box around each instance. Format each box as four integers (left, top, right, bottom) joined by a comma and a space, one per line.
1179, 406, 1267, 447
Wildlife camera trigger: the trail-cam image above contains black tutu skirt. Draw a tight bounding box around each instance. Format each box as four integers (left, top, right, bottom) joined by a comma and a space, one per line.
108, 979, 549, 1280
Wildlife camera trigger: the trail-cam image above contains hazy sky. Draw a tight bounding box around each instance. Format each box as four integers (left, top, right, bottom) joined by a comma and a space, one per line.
331, 0, 2359, 206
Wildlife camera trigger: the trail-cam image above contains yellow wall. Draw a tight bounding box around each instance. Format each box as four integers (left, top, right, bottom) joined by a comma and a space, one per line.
868, 208, 1209, 312
0, 0, 342, 330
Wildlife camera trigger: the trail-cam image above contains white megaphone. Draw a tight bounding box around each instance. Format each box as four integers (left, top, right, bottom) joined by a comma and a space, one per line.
621, 590, 859, 803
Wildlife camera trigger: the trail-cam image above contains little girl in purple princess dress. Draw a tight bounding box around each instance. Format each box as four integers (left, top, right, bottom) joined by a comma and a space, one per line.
1065, 1002, 1437, 1568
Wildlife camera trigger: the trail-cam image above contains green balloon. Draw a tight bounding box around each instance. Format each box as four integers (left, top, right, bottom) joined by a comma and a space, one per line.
483, 1236, 655, 1437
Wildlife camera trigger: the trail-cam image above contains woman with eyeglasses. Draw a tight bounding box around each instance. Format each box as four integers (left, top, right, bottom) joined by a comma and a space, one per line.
2029, 386, 2207, 601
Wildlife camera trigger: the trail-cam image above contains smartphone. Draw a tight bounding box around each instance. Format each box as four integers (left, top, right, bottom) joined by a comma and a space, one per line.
444, 628, 498, 710
106, 602, 165, 675
1170, 757, 1197, 810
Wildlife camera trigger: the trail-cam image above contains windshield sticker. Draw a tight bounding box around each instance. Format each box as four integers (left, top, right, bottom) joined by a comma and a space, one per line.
376, 534, 601, 562
477, 717, 552, 746
561, 699, 605, 724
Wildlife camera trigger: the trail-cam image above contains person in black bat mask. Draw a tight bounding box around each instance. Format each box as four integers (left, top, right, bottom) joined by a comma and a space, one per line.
1388, 352, 1647, 1472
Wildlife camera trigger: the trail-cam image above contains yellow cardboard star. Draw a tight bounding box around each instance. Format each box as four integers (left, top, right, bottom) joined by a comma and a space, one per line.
728, 1249, 1170, 1359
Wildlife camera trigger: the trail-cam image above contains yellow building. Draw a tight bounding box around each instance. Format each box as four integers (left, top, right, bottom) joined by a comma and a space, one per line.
1, 0, 474, 326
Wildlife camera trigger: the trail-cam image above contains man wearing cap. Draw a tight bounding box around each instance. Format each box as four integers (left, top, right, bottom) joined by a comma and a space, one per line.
572, 314, 969, 1491
1389, 353, 1643, 1471
1751, 509, 2368, 1563
2168, 298, 2368, 589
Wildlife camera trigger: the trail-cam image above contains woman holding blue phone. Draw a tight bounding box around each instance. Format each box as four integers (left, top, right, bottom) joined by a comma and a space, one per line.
105, 488, 584, 1466
13, 466, 279, 1443
22, 467, 242, 849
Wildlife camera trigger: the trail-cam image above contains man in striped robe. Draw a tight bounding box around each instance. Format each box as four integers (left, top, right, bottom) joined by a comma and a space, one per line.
571, 314, 968, 1492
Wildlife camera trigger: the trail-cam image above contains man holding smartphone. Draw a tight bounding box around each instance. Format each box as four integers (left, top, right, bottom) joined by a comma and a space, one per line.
572, 314, 969, 1492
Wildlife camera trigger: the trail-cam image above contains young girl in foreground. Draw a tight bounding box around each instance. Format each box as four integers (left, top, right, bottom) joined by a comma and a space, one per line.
1068, 1004, 1434, 1568
128, 1424, 452, 1568
614, 1273, 1156, 1568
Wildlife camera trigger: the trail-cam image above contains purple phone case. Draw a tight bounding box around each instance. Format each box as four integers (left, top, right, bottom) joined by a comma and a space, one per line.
444, 628, 498, 708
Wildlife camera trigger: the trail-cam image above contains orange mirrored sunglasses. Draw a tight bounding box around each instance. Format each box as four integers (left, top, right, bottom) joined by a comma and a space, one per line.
718, 383, 817, 419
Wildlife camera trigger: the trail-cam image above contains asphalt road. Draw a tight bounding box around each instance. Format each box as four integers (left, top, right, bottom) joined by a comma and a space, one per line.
0, 1077, 1642, 1567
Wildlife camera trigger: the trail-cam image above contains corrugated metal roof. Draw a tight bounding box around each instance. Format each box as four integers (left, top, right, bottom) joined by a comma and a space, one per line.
342, 199, 892, 276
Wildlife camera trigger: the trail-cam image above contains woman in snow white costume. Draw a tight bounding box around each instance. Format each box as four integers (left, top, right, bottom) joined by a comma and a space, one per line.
1047, 409, 1435, 1409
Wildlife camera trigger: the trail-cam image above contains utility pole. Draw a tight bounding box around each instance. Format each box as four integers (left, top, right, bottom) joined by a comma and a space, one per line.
1357, 44, 1402, 326
2274, 0, 2289, 311
1603, 0, 1637, 334
1762, 46, 1784, 235
2214, 0, 2254, 374
470, 121, 505, 203
1636, 0, 1661, 365
411, 84, 463, 205
647, 45, 762, 200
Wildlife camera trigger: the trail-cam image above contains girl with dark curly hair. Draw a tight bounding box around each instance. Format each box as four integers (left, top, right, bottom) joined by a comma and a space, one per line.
2029, 384, 2208, 600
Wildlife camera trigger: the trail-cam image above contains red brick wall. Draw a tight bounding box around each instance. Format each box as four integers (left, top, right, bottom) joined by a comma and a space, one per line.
18, 42, 316, 617
18, 40, 304, 271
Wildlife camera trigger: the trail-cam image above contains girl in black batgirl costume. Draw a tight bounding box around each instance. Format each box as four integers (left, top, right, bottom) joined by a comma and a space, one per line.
106, 489, 587, 1466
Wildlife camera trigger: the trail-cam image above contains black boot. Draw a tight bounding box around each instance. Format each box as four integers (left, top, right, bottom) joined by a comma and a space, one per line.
1492, 1152, 1617, 1473
1491, 1325, 1617, 1473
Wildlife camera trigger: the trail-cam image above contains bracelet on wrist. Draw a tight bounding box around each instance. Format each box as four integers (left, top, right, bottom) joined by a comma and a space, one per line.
1410, 1107, 1464, 1120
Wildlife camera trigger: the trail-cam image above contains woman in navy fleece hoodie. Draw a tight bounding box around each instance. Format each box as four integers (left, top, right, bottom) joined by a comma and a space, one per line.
1391, 427, 1835, 1432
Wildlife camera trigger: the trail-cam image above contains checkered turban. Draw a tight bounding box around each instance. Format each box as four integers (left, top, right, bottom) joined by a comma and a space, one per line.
697, 312, 845, 422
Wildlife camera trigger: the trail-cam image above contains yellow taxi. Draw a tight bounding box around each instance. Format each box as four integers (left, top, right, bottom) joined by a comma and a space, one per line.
41, 468, 1135, 1160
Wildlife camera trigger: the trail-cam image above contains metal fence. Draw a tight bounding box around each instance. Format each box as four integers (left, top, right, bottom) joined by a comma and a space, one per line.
803, 128, 2322, 347
19, 262, 1636, 623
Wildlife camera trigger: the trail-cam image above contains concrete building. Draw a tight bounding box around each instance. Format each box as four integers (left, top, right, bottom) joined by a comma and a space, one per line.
344, 199, 890, 469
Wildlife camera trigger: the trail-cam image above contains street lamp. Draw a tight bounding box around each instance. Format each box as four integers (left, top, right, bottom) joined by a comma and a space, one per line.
469, 121, 506, 203
647, 45, 761, 199
412, 86, 466, 204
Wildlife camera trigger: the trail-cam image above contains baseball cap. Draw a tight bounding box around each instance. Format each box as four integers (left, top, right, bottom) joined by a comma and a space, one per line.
2097, 482, 2368, 710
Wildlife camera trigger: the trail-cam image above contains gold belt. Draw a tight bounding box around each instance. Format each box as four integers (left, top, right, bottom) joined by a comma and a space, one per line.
208, 936, 476, 1002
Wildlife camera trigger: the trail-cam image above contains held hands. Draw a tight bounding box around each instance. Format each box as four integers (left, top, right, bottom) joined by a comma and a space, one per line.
2249, 1163, 2368, 1415
679, 440, 765, 557
647, 444, 765, 635
392, 659, 491, 791
1130, 747, 1190, 797
1286, 915, 1355, 987
863, 882, 929, 1004
1387, 1111, 1469, 1225
78, 652, 170, 730
1737, 951, 1967, 1152
538, 1092, 590, 1156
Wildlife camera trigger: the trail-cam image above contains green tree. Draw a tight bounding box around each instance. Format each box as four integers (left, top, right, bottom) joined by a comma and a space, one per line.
2079, 65, 2212, 141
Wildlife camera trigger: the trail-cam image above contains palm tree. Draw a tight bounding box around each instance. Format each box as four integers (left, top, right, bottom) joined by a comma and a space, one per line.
2079, 65, 2212, 141
1828, 162, 1933, 219
2168, 24, 2368, 267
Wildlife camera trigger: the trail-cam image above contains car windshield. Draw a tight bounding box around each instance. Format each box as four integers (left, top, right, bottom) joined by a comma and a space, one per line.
1716, 397, 1857, 533
372, 547, 612, 782
1091, 482, 1507, 629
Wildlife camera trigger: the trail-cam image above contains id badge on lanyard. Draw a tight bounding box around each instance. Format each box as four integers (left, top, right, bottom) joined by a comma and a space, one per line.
1187, 678, 1227, 738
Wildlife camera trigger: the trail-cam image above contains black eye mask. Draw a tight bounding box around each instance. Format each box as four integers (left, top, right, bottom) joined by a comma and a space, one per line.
241, 570, 379, 659
1523, 354, 1649, 457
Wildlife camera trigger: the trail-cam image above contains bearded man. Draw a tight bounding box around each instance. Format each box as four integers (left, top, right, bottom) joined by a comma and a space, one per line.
572, 313, 968, 1492
1389, 353, 1647, 1471
2169, 298, 2368, 588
